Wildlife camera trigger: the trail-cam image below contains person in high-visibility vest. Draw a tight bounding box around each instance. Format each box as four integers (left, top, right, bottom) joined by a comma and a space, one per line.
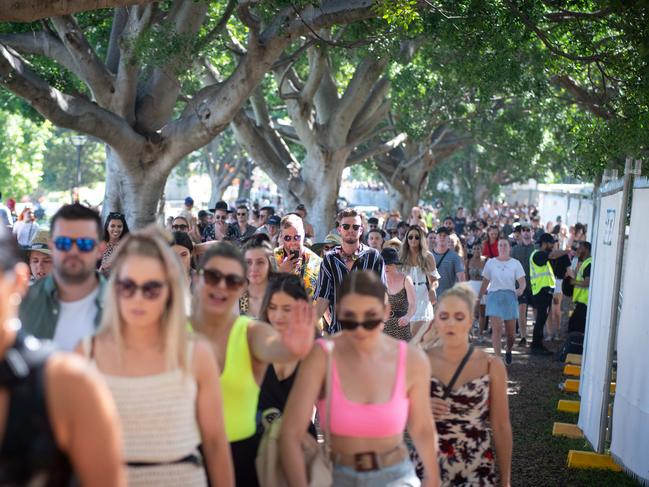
529, 233, 557, 354
567, 241, 592, 334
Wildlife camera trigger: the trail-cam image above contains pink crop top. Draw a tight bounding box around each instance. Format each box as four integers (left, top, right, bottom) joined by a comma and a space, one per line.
316, 339, 409, 438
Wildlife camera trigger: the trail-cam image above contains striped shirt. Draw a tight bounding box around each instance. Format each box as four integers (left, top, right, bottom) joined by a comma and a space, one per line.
314, 244, 386, 334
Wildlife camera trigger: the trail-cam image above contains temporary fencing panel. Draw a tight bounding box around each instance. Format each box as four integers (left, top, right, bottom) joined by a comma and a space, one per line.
611, 177, 649, 484
578, 181, 624, 452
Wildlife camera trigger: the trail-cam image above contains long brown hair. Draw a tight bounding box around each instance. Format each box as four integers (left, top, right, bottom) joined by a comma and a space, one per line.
400, 225, 434, 273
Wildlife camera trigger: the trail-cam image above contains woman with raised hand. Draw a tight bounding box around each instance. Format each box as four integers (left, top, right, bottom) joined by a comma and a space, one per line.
280, 271, 440, 486
400, 225, 439, 344
240, 238, 277, 318
257, 273, 318, 437
192, 242, 314, 487
422, 284, 512, 486
0, 226, 125, 486
76, 227, 233, 487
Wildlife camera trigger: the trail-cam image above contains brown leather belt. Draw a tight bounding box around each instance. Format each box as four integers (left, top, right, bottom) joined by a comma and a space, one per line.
331, 443, 408, 472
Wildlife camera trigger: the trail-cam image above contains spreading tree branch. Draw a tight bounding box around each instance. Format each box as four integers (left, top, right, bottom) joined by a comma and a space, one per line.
0, 0, 153, 22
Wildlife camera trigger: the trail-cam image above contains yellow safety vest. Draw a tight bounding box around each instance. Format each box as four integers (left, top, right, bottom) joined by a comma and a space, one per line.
529, 250, 556, 295
573, 257, 592, 305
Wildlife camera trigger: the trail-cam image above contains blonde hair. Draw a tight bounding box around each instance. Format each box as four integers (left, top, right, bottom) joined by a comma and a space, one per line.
438, 283, 477, 313
400, 225, 434, 273
99, 225, 191, 373
280, 214, 304, 233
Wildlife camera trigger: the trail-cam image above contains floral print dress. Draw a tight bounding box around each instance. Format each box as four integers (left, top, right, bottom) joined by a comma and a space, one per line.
411, 367, 496, 485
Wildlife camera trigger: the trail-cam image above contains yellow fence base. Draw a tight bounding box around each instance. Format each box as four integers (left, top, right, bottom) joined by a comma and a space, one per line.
563, 364, 581, 377
553, 422, 584, 439
565, 353, 582, 365
561, 379, 616, 394
558, 400, 580, 413
567, 451, 622, 471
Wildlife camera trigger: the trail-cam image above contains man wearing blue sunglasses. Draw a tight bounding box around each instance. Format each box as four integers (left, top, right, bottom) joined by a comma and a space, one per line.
19, 204, 107, 351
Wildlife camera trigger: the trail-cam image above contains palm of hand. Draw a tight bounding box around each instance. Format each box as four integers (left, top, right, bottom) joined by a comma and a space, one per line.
280, 301, 315, 358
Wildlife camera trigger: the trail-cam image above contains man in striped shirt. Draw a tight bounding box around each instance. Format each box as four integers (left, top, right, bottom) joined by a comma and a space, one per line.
314, 208, 386, 334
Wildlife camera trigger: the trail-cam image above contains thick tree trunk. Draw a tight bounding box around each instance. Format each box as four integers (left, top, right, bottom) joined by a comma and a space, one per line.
300, 148, 349, 240
389, 187, 419, 218
102, 148, 172, 228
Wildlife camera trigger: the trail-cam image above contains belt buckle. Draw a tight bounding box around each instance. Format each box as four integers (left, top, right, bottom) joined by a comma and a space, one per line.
353, 451, 379, 472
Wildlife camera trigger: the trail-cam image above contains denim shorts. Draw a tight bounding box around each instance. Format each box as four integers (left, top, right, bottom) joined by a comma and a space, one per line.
486, 289, 520, 320
332, 458, 420, 487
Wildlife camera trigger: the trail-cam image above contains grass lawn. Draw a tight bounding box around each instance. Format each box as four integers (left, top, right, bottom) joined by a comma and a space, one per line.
505, 341, 641, 487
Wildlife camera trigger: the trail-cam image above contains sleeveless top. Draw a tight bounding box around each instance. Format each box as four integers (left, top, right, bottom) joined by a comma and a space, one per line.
84, 339, 206, 487
258, 364, 317, 438
384, 282, 411, 341
0, 332, 74, 487
220, 316, 260, 442
316, 340, 409, 438
412, 359, 496, 485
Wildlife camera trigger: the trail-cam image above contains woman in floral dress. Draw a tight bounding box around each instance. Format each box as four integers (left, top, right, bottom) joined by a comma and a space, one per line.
414, 284, 512, 486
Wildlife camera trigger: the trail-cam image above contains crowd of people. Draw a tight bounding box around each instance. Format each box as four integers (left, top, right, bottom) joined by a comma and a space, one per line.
0, 195, 594, 487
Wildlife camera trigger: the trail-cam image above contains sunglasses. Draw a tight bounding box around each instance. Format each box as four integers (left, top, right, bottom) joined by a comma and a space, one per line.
341, 224, 361, 231
200, 268, 246, 290
323, 245, 335, 252
283, 234, 302, 242
172, 224, 189, 231
407, 235, 420, 240
522, 228, 531, 232
54, 236, 96, 252
237, 212, 247, 217
116, 279, 166, 299
214, 216, 227, 221
339, 318, 383, 331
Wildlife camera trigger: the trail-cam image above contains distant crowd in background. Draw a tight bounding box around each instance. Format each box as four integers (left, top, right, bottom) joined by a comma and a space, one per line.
0, 188, 594, 487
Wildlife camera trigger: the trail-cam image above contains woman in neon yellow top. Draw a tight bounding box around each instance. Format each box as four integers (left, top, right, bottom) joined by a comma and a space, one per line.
191, 242, 314, 487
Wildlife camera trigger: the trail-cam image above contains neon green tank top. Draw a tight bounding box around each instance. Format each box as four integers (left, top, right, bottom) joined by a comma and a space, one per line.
220, 315, 260, 442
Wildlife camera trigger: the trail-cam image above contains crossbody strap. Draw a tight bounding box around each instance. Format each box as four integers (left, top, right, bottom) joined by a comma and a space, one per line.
436, 250, 449, 269
322, 340, 334, 463
442, 345, 474, 400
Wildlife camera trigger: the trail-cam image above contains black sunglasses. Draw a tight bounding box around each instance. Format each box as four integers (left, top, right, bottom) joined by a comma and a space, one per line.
172, 224, 189, 231
116, 279, 166, 300
407, 234, 420, 240
339, 318, 383, 331
108, 212, 124, 218
200, 268, 246, 290
237, 212, 248, 217
341, 224, 361, 231
283, 234, 302, 242
214, 215, 227, 221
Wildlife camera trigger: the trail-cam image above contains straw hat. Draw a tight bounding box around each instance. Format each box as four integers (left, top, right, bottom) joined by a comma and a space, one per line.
384, 237, 402, 250
27, 230, 51, 254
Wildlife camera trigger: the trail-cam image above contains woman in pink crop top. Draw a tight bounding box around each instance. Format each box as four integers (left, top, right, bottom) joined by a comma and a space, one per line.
280, 271, 441, 486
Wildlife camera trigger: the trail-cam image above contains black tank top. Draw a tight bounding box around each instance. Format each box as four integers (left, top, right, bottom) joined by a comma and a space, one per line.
0, 332, 74, 486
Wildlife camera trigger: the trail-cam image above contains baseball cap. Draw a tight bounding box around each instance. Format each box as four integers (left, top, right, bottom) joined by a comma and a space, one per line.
184, 196, 194, 206
436, 226, 450, 235
520, 221, 532, 230
368, 217, 379, 225
267, 215, 281, 226
539, 233, 556, 245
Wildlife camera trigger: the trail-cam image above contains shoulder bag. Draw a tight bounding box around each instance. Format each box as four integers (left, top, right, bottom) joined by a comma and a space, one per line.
256, 341, 333, 487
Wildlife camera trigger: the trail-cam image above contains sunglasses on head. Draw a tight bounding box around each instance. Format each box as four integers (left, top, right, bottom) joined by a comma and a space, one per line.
339, 318, 383, 331
108, 212, 124, 219
283, 234, 302, 242
116, 279, 166, 300
200, 268, 246, 290
54, 236, 96, 252
341, 223, 361, 231
408, 234, 420, 240
172, 224, 189, 231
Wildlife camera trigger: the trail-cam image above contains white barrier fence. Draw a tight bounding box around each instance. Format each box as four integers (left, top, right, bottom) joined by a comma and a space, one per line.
578, 181, 624, 452
611, 177, 649, 484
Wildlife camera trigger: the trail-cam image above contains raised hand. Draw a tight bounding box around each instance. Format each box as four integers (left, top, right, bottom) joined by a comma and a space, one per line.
279, 300, 316, 359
